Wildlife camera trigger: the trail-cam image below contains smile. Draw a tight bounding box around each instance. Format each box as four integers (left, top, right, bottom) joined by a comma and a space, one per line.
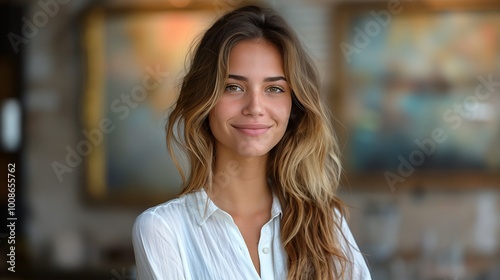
232, 124, 271, 136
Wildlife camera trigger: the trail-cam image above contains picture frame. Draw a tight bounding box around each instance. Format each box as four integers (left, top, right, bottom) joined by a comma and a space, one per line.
332, 1, 500, 190
82, 4, 219, 205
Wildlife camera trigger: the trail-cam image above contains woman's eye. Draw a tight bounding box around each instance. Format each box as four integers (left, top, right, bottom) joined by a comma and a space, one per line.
267, 86, 284, 93
225, 84, 243, 92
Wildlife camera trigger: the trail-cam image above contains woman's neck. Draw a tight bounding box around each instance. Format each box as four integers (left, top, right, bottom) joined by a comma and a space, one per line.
208, 152, 272, 218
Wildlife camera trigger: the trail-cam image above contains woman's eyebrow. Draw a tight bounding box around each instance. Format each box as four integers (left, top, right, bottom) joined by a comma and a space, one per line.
227, 74, 248, 81
264, 76, 287, 82
228, 74, 287, 82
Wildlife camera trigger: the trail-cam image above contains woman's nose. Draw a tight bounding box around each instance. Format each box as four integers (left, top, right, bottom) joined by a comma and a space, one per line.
242, 90, 264, 116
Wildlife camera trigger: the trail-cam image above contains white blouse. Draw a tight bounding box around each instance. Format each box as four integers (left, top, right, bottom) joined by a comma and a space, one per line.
132, 189, 371, 280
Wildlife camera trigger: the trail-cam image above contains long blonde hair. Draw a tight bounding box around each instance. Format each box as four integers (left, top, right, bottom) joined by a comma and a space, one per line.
166, 5, 352, 279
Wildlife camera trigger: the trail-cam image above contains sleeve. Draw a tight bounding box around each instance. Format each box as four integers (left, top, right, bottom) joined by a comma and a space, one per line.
337, 212, 372, 280
132, 210, 186, 280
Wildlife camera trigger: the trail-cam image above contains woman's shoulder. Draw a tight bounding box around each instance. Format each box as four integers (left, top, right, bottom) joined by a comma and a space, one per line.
138, 194, 189, 218
133, 192, 198, 236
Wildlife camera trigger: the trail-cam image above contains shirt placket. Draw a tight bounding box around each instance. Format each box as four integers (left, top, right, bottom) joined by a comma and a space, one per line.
258, 216, 277, 280
219, 210, 262, 279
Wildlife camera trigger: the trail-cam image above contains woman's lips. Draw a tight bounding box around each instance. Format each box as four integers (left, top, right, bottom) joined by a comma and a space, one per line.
232, 124, 271, 136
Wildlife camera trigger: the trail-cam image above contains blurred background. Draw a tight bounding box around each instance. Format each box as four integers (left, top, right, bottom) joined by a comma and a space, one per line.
0, 0, 499, 279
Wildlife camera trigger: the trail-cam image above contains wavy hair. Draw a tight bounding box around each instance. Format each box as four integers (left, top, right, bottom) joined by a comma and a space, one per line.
166, 4, 352, 279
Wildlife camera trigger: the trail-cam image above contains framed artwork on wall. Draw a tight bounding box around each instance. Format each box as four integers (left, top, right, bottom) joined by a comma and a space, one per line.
333, 1, 500, 190
82, 4, 218, 205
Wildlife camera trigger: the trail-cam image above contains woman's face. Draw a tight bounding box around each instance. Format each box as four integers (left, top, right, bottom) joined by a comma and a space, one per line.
209, 39, 292, 159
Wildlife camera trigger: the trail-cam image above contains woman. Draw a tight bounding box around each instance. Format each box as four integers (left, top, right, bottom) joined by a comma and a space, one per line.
133, 4, 371, 280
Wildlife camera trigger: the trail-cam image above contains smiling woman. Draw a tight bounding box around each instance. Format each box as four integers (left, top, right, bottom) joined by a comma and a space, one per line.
209, 39, 292, 159
132, 4, 371, 280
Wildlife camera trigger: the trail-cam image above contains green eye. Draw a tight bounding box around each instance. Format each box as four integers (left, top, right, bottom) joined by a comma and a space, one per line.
267, 86, 284, 93
225, 84, 243, 92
